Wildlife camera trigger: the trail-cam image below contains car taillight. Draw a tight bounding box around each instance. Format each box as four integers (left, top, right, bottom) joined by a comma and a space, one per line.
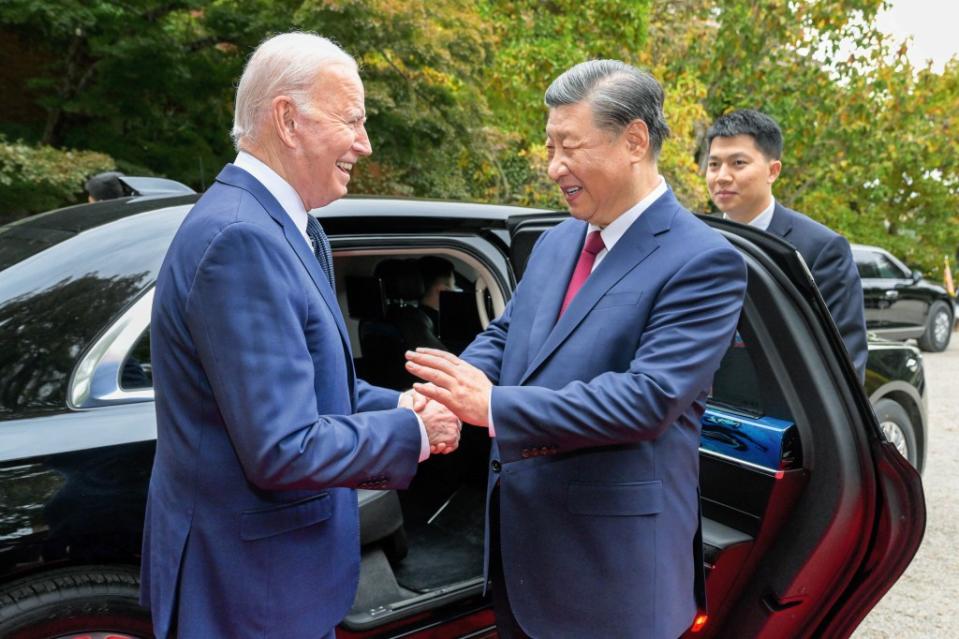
690, 612, 709, 633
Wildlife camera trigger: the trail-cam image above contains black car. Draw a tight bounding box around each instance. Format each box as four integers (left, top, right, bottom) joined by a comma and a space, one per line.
0, 195, 926, 639
853, 243, 955, 352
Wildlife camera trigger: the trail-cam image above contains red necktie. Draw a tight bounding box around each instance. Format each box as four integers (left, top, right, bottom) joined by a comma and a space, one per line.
559, 230, 605, 317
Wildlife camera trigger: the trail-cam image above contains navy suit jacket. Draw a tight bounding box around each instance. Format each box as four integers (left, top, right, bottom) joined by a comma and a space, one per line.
461, 189, 747, 639
767, 203, 867, 381
140, 165, 422, 638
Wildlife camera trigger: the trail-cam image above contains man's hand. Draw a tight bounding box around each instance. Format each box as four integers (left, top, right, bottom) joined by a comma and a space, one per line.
417, 398, 461, 454
405, 348, 492, 427
398, 388, 428, 412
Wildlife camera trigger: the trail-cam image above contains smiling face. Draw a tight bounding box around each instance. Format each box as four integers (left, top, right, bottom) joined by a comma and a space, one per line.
287, 63, 372, 210
545, 101, 645, 228
706, 134, 781, 223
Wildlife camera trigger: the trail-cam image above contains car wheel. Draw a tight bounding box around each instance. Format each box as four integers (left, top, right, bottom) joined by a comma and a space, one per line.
0, 566, 152, 639
874, 398, 919, 469
917, 301, 953, 352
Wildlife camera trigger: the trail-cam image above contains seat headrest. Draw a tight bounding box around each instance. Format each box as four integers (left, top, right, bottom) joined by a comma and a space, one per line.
376, 259, 424, 301
345, 276, 387, 320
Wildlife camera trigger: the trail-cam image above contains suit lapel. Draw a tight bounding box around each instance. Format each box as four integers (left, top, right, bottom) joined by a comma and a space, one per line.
520, 191, 678, 385
524, 222, 584, 367
215, 165, 357, 400
766, 203, 792, 240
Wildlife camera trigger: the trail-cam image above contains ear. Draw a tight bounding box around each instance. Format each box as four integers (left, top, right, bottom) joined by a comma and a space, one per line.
768, 159, 782, 184
271, 95, 299, 149
623, 119, 651, 162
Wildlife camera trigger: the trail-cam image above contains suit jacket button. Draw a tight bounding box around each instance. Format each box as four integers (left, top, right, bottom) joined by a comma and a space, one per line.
540, 446, 549, 455
521, 449, 530, 458
491, 460, 502, 472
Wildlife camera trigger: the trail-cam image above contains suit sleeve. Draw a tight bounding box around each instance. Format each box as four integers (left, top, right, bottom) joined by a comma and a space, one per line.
354, 379, 401, 412
184, 222, 421, 491
810, 234, 868, 382
489, 245, 747, 463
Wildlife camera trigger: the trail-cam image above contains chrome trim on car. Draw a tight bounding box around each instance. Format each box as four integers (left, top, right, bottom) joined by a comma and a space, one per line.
69, 289, 155, 409
698, 447, 783, 477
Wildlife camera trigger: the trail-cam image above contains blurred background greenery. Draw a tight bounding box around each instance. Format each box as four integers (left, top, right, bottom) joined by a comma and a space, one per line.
1, 0, 956, 275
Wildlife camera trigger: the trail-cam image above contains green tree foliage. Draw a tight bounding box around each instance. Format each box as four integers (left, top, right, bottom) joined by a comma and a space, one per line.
0, 136, 113, 222
1, 0, 956, 276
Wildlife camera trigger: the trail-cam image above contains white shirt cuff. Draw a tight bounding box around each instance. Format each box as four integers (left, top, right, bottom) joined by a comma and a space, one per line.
415, 413, 430, 461
487, 388, 495, 438
398, 395, 431, 462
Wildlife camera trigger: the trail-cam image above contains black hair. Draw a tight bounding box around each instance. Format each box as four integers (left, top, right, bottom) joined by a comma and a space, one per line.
85, 171, 126, 201
418, 256, 454, 288
706, 109, 783, 160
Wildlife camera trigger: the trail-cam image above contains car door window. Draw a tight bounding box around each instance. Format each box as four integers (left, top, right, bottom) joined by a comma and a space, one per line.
856, 251, 907, 279
120, 330, 152, 390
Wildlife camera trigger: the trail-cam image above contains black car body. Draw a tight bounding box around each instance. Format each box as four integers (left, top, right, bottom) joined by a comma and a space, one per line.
0, 195, 926, 639
853, 243, 955, 352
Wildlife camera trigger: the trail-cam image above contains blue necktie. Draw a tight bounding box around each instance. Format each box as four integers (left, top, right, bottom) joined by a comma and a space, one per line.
305, 215, 334, 288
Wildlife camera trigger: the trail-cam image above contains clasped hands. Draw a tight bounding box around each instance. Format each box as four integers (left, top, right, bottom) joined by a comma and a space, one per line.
398, 386, 461, 455
404, 348, 492, 429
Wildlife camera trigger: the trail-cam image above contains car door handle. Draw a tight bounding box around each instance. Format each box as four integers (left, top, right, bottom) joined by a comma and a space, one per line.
885, 290, 899, 299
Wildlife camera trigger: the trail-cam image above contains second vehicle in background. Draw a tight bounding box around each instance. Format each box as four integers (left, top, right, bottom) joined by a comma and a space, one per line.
853, 243, 955, 352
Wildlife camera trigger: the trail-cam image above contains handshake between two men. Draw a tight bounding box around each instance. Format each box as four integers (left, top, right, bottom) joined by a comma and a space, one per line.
400, 348, 493, 456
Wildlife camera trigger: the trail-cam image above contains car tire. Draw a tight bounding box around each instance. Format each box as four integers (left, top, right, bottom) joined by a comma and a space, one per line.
917, 301, 953, 352
0, 565, 153, 639
874, 398, 919, 469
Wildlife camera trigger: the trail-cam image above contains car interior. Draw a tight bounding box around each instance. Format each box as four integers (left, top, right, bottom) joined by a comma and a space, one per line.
116, 237, 871, 636
328, 244, 812, 635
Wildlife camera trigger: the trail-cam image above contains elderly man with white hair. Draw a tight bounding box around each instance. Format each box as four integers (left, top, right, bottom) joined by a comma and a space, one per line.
140, 32, 460, 639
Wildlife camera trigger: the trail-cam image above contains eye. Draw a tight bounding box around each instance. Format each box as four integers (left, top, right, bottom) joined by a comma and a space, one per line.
735, 159, 748, 166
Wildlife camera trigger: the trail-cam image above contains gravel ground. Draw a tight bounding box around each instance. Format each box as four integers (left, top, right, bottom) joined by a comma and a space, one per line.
854, 335, 959, 638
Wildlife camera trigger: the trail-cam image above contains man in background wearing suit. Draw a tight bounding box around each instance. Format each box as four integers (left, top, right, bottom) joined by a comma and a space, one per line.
406, 60, 747, 638
141, 32, 460, 639
706, 109, 867, 381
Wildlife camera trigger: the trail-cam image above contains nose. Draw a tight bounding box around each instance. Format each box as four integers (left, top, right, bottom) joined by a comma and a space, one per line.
355, 123, 372, 157
715, 163, 732, 185
547, 151, 567, 182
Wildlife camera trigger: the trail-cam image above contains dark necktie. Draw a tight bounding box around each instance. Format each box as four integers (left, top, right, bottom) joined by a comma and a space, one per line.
305, 215, 335, 288
559, 230, 605, 317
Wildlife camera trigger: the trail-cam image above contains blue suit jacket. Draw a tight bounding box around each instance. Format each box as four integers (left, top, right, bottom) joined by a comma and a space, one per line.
461, 189, 747, 639
140, 165, 422, 638
767, 203, 867, 381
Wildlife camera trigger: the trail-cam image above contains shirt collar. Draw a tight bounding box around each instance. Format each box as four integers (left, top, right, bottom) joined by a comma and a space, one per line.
723, 196, 776, 231
588, 176, 668, 253
234, 151, 311, 245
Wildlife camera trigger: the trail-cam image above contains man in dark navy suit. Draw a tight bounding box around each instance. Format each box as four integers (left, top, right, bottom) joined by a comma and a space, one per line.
140, 32, 460, 639
407, 61, 747, 638
706, 109, 867, 381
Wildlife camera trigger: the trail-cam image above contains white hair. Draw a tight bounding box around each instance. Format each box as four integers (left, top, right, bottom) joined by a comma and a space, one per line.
231, 31, 357, 150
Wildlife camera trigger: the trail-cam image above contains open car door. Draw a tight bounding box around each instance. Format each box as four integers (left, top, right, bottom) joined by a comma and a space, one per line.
505, 212, 926, 639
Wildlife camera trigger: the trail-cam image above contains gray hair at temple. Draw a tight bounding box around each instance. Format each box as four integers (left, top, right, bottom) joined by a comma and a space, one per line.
231, 32, 356, 151
544, 60, 670, 157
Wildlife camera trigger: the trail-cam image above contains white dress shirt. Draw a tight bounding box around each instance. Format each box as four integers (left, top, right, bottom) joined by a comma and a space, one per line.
723, 196, 775, 231
488, 177, 669, 436
232, 152, 430, 461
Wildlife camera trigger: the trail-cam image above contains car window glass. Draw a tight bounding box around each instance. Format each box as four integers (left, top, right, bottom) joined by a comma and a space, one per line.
120, 330, 152, 390
876, 254, 907, 279
854, 250, 907, 279
709, 328, 765, 417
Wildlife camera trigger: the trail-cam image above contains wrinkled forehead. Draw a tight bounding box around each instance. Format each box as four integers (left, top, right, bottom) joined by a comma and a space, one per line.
311, 63, 366, 112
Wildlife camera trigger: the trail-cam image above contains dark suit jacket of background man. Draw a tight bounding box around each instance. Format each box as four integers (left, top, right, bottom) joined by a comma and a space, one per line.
460, 189, 747, 639
767, 203, 868, 380
141, 164, 422, 638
